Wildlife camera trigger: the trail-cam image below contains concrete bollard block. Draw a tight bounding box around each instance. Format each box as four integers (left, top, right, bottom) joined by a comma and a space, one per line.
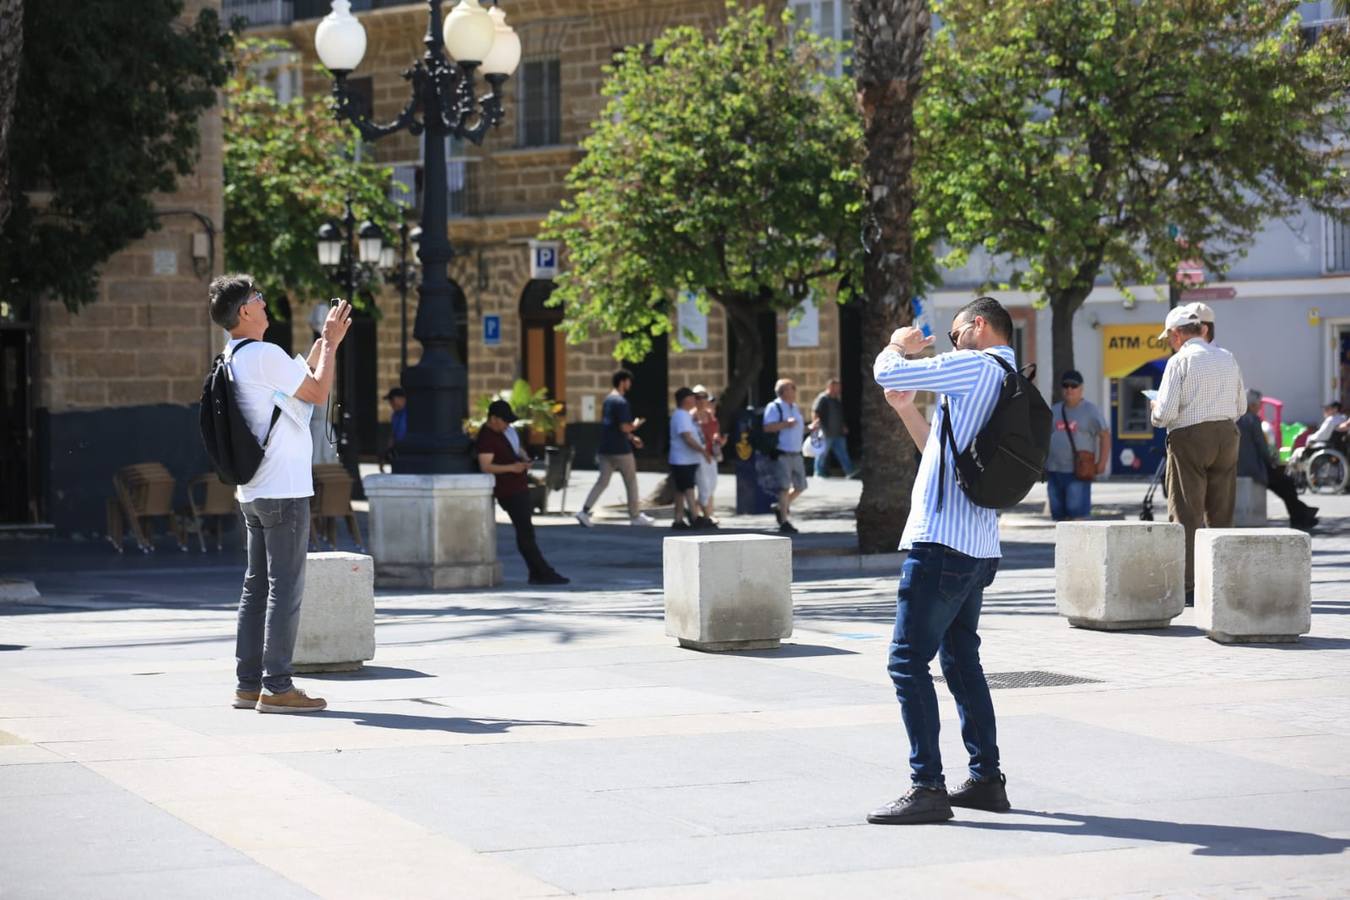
1195, 529, 1311, 644
663, 535, 793, 651
1233, 477, 1268, 527
364, 474, 501, 589
1055, 522, 1185, 630
294, 552, 375, 672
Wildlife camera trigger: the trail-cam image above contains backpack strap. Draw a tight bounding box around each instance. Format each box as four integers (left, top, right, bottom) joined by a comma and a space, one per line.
225, 338, 283, 448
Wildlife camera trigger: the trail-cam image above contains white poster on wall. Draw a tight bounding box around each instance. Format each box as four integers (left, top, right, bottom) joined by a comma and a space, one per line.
676, 291, 708, 349
787, 300, 819, 348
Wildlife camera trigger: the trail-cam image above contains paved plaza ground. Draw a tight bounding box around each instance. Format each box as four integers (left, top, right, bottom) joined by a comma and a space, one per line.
2, 474, 1349, 898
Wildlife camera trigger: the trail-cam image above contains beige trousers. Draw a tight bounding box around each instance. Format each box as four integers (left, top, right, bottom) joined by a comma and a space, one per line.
582, 452, 640, 519
1166, 419, 1239, 591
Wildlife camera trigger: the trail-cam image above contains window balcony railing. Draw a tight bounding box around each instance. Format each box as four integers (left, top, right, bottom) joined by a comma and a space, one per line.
1326, 213, 1350, 274
226, 0, 420, 27
388, 160, 480, 220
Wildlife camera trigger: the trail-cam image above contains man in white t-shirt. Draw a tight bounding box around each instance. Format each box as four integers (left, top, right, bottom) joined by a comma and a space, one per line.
668, 386, 711, 529
208, 274, 351, 714
762, 379, 807, 533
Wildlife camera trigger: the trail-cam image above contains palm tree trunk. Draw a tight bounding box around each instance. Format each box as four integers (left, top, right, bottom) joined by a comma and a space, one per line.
850, 0, 930, 554
0, 0, 23, 231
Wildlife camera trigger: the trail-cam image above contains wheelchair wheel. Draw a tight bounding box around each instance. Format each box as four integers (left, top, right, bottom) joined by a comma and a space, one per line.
1305, 449, 1350, 494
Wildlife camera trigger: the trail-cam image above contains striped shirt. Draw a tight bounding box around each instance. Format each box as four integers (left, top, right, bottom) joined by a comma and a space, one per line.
873, 345, 1015, 559
1151, 338, 1246, 432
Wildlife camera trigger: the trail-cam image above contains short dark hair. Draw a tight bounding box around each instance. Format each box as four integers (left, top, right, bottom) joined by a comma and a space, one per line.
208, 274, 255, 330
954, 295, 1013, 342
613, 369, 634, 388
674, 386, 694, 406
1175, 323, 1204, 338
1326, 401, 1343, 412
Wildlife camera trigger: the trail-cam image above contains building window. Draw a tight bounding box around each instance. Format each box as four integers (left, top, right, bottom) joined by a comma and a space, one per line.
388, 137, 474, 218
516, 59, 562, 147
790, 0, 853, 75
1326, 212, 1350, 274
248, 49, 302, 103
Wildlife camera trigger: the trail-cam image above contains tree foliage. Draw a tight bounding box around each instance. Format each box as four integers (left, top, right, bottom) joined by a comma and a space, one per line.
915, 0, 1350, 385
223, 38, 403, 314
0, 0, 229, 311
540, 4, 864, 420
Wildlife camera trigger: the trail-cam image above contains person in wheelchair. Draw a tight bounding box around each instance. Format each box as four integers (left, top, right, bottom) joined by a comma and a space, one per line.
1289, 401, 1347, 464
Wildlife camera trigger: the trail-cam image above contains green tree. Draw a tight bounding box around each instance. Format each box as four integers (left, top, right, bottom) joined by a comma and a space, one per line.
224, 38, 402, 315
850, 0, 931, 553
915, 0, 1350, 392
540, 4, 864, 424
0, 0, 229, 311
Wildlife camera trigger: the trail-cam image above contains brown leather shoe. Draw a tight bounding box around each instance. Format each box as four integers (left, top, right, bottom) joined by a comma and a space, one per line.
256, 687, 327, 714
232, 690, 261, 710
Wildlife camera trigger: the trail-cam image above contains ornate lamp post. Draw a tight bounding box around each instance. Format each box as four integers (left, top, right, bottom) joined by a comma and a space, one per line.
316, 200, 384, 486
315, 0, 521, 474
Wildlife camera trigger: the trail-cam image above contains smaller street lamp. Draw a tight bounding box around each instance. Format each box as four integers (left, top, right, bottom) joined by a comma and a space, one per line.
316, 222, 343, 267
358, 220, 384, 266
375, 222, 422, 375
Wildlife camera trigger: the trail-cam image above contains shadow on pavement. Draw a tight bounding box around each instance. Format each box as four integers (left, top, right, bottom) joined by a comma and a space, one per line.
302, 666, 434, 681
719, 643, 861, 658
318, 709, 587, 734
953, 811, 1350, 857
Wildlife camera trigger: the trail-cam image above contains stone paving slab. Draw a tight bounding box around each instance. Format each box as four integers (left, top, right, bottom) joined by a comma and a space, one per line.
2, 488, 1350, 897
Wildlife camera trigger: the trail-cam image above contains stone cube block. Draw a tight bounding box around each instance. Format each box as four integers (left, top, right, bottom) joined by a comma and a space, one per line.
1055, 522, 1185, 630
364, 474, 501, 589
663, 535, 793, 651
294, 552, 375, 672
1195, 529, 1311, 644
1233, 477, 1268, 527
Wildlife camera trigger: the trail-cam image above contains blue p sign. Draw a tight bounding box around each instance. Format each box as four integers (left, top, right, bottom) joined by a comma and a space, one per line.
483, 314, 501, 346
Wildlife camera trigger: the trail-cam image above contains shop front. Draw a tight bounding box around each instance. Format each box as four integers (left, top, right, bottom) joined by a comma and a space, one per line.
1103, 323, 1169, 476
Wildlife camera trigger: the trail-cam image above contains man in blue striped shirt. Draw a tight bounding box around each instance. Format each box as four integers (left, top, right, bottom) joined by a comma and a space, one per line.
866, 296, 1016, 825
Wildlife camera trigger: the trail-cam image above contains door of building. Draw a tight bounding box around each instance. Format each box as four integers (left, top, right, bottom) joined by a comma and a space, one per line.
0, 315, 37, 524
1323, 319, 1350, 413
726, 309, 779, 410
520, 279, 565, 445
621, 332, 668, 468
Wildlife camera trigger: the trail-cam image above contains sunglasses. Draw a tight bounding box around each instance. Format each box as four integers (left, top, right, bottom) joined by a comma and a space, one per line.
1061, 382, 1082, 389
245, 290, 264, 306
948, 321, 976, 347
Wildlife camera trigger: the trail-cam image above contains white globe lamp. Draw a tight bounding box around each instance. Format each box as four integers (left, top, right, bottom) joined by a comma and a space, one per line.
315, 0, 368, 74
443, 0, 496, 65
480, 5, 522, 77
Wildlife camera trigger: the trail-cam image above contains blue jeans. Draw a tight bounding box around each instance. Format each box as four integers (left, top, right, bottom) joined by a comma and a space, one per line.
814, 435, 857, 477
236, 497, 310, 694
1046, 471, 1092, 521
888, 542, 1001, 789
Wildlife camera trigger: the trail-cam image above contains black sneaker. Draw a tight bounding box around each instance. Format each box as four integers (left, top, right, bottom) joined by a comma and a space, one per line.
672, 519, 692, 531
778, 521, 799, 534
867, 787, 953, 825
948, 773, 1010, 812
770, 502, 784, 525
692, 516, 718, 530
528, 571, 570, 585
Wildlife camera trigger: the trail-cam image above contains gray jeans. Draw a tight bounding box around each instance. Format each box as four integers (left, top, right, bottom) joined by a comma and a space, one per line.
582, 452, 640, 518
237, 497, 310, 694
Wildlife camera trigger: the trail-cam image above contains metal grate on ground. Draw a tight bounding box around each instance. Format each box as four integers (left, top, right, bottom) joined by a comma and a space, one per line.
934, 670, 1103, 690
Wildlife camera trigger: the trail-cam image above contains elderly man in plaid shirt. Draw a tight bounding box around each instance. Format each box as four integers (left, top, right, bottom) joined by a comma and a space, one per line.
1151, 305, 1247, 602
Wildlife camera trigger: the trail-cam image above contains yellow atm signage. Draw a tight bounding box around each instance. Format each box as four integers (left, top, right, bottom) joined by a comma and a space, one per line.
1103, 324, 1168, 378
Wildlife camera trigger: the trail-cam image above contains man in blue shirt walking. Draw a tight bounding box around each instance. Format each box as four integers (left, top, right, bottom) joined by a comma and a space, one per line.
866, 296, 1016, 825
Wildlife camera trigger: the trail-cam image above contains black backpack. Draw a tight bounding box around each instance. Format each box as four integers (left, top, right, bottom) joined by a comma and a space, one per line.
938, 354, 1051, 510
199, 339, 282, 486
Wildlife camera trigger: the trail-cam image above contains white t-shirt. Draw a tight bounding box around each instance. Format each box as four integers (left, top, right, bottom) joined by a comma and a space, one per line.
669, 407, 703, 465
226, 339, 314, 502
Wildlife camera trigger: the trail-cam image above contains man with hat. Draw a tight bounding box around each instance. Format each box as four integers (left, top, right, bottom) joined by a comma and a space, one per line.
1151, 305, 1247, 601
1184, 301, 1217, 345
476, 399, 568, 585
1045, 370, 1110, 521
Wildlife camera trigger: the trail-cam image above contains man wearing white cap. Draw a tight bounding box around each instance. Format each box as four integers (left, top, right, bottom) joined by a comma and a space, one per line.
1184, 301, 1217, 345
1151, 305, 1247, 601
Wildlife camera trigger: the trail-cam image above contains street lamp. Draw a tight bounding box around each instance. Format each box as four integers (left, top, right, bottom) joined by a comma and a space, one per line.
315, 0, 520, 474
376, 222, 422, 376
315, 200, 386, 489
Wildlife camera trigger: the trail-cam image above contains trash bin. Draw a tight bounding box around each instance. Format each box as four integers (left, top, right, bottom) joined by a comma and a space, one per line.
732, 407, 778, 515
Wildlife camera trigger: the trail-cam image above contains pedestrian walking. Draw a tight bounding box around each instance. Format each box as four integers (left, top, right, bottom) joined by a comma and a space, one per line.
476, 399, 569, 586
1151, 305, 1247, 603
763, 379, 807, 534
1238, 389, 1317, 530
1045, 369, 1110, 521
209, 274, 345, 714
576, 369, 655, 527
867, 295, 1019, 825
669, 386, 711, 530
693, 385, 725, 527
810, 378, 859, 478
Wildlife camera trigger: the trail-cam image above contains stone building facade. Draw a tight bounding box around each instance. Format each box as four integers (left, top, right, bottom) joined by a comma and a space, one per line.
248, 0, 852, 467
7, 0, 225, 532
